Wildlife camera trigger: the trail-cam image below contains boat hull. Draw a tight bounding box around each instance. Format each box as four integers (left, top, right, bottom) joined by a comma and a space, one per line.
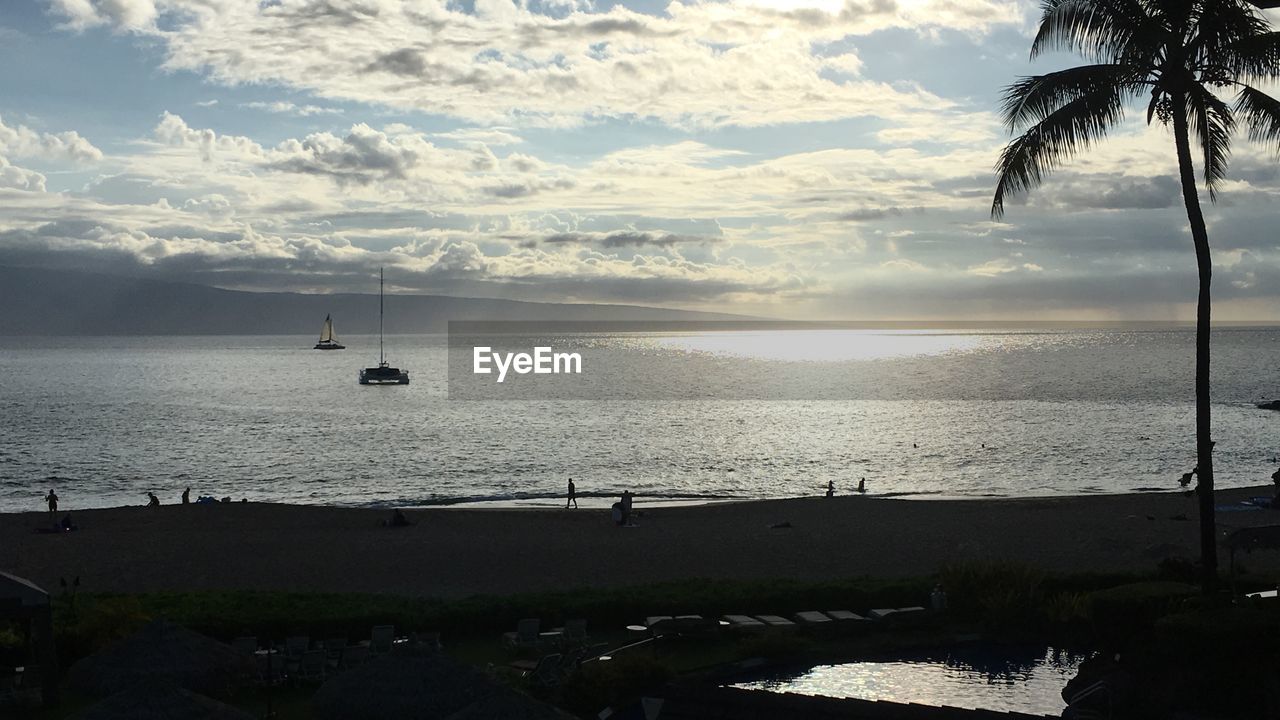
359, 366, 409, 385
314, 342, 346, 350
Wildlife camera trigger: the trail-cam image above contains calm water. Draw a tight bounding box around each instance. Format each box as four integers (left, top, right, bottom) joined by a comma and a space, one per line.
1, 328, 1278, 512
729, 645, 1087, 715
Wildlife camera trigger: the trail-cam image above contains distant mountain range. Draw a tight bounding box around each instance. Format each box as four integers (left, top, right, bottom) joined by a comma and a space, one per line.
0, 266, 751, 335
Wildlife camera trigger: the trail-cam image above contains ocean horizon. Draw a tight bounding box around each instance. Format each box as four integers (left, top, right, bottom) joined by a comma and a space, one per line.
3, 325, 1277, 513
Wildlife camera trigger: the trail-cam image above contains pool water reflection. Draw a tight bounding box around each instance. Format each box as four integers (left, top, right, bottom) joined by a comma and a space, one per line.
728, 645, 1088, 716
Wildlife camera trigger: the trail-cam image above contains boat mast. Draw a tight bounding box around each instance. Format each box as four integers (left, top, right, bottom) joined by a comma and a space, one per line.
379, 267, 385, 365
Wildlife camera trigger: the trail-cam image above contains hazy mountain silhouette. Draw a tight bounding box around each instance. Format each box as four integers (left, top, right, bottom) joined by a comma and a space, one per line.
0, 266, 753, 335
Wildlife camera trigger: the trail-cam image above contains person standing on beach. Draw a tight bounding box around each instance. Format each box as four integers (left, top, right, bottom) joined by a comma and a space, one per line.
566, 478, 577, 509
621, 490, 633, 525
45, 488, 58, 516
825, 480, 835, 498
857, 478, 866, 494
182, 487, 190, 505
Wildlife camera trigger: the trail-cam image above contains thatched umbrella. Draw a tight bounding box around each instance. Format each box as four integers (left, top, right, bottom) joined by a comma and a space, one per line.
312, 652, 566, 720
69, 620, 254, 697
74, 683, 256, 720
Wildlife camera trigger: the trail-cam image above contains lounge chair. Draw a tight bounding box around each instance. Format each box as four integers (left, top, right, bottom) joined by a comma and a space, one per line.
323, 637, 347, 669
869, 606, 927, 622
232, 636, 257, 656
412, 631, 443, 651
503, 618, 542, 649
824, 610, 869, 623
525, 653, 564, 687
793, 611, 833, 625
296, 649, 327, 683
255, 652, 287, 686
285, 635, 310, 659
753, 615, 796, 628
369, 625, 395, 655
645, 616, 676, 634
560, 619, 589, 647
674, 615, 712, 632
339, 644, 369, 670
722, 614, 766, 631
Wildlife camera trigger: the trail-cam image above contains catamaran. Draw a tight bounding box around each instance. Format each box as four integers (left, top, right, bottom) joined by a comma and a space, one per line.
359, 268, 409, 385
313, 314, 345, 350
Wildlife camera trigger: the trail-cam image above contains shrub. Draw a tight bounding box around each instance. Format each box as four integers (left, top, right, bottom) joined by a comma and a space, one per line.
558, 654, 671, 715
1086, 581, 1197, 640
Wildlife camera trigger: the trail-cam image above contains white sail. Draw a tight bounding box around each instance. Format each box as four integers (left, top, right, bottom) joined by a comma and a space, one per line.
319, 314, 336, 343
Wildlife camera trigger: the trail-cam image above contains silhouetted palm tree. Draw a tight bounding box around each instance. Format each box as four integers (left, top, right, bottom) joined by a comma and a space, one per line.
992, 0, 1280, 593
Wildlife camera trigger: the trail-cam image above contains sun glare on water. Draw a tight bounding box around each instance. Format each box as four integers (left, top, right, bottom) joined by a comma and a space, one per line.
655, 329, 985, 362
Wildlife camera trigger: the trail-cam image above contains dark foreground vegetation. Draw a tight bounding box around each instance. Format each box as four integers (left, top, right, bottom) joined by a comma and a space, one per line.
4, 560, 1278, 718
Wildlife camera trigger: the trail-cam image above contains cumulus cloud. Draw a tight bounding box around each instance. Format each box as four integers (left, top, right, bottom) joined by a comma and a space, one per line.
49, 0, 158, 31
0, 114, 103, 163
52, 0, 1023, 128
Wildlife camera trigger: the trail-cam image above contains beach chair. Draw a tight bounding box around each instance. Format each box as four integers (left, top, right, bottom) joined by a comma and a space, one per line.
674, 615, 715, 634
232, 636, 257, 656
793, 611, 833, 625
722, 614, 766, 631
255, 652, 287, 686
754, 615, 797, 628
503, 618, 542, 649
560, 619, 589, 647
296, 650, 326, 684
339, 644, 369, 670
824, 610, 868, 623
412, 631, 443, 652
525, 653, 564, 688
323, 637, 347, 669
285, 635, 310, 659
645, 616, 676, 635
369, 625, 395, 655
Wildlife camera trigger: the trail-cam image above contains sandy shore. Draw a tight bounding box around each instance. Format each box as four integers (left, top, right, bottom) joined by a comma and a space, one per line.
3, 488, 1278, 599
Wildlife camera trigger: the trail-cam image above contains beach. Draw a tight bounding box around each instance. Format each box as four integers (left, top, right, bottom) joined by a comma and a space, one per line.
4, 488, 1278, 599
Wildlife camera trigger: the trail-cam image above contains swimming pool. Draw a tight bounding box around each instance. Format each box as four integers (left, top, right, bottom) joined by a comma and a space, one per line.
727, 644, 1089, 716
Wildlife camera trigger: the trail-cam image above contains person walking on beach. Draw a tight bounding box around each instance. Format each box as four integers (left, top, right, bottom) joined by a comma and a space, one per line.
857, 478, 866, 494
181, 487, 190, 505
825, 480, 835, 498
566, 478, 578, 509
147, 492, 160, 507
45, 488, 58, 516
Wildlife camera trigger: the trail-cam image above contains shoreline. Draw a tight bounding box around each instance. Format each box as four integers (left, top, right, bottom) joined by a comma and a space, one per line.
3, 483, 1257, 514
3, 487, 1277, 600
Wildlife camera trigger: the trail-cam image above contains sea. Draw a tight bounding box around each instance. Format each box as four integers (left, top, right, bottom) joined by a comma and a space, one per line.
1, 327, 1278, 513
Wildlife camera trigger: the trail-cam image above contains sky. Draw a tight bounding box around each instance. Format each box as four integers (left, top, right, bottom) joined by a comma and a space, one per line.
1, 0, 1278, 320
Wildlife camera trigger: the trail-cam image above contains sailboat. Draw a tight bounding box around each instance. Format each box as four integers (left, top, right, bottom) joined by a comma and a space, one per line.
313, 314, 346, 350
358, 268, 409, 385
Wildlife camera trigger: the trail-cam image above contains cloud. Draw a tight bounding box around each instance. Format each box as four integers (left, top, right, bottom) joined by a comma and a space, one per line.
241, 101, 342, 117
49, 0, 157, 31
0, 156, 47, 191
542, 230, 719, 247
63, 0, 1022, 128
0, 114, 103, 163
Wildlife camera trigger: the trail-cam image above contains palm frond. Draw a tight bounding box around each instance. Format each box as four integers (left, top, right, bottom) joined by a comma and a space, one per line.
992, 85, 1128, 219
1030, 0, 1159, 62
1001, 64, 1148, 132
1235, 84, 1280, 154
1222, 31, 1280, 84
1188, 0, 1268, 59
1184, 84, 1235, 201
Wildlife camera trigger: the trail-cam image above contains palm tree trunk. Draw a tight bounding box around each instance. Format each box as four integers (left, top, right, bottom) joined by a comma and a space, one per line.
1172, 99, 1217, 594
